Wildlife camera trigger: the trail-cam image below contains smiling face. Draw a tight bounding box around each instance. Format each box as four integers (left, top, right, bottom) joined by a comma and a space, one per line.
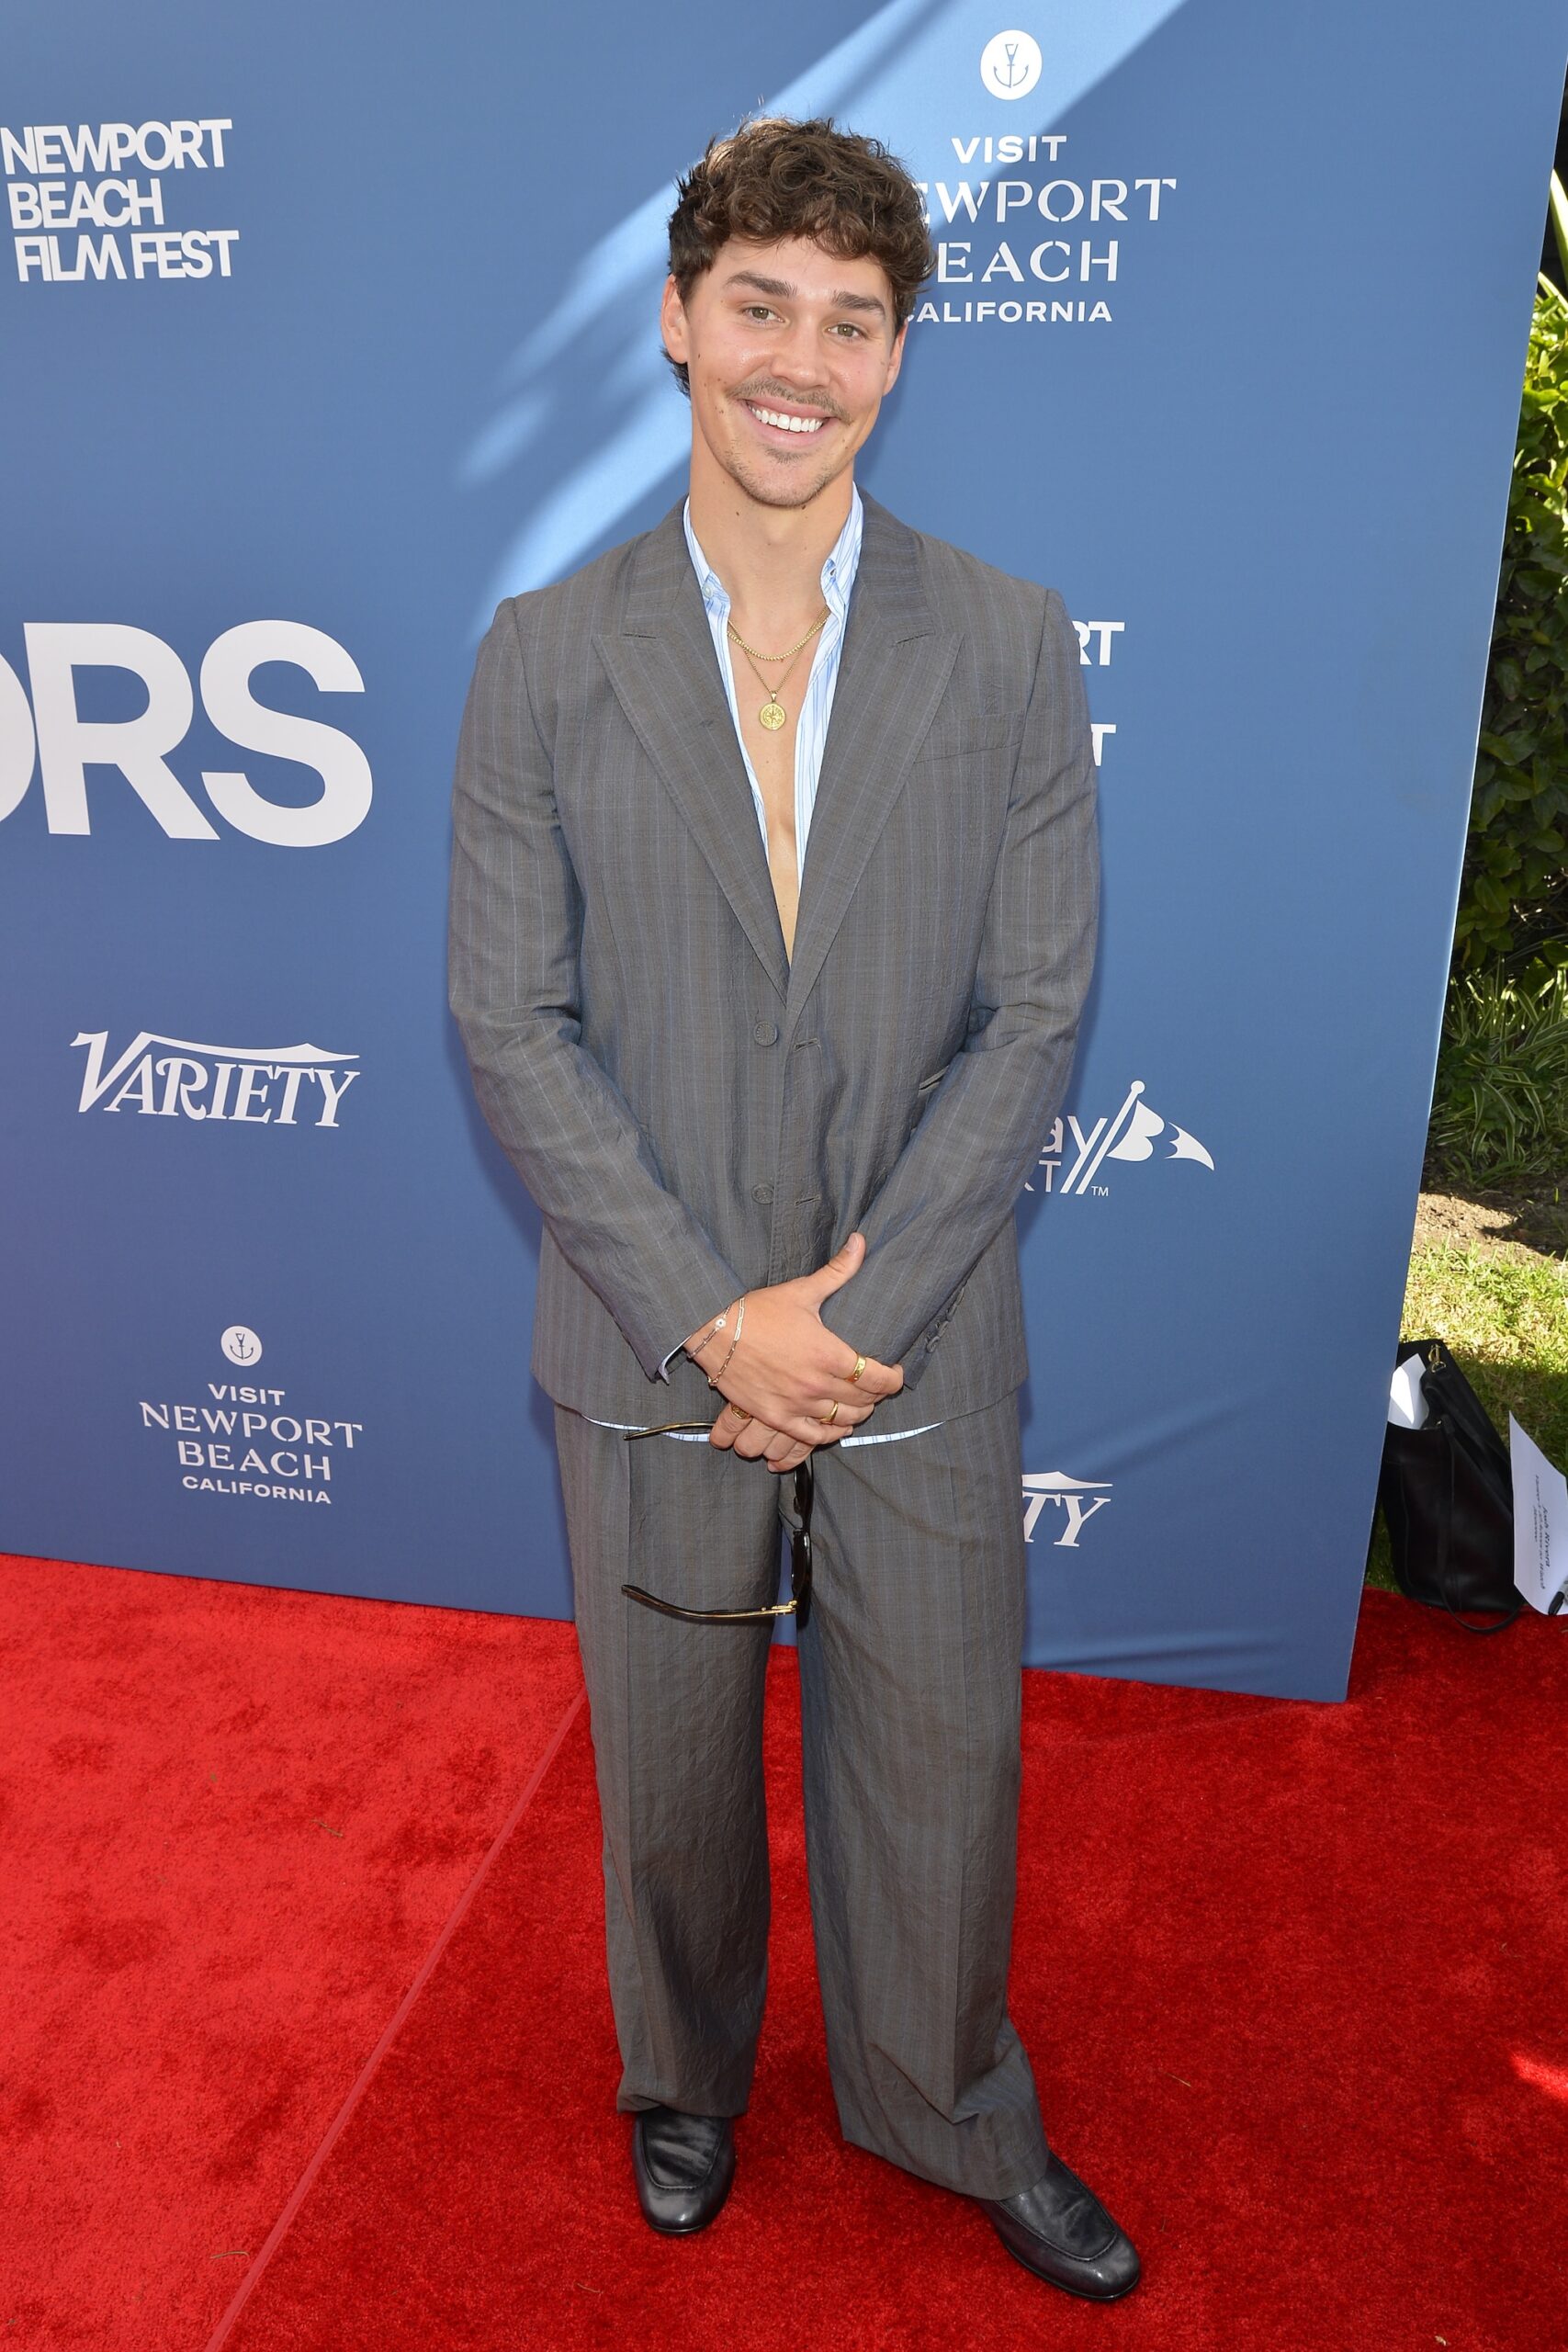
660, 233, 908, 514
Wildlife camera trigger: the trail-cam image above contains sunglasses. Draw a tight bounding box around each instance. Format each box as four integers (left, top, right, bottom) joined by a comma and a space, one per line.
618, 1424, 813, 1630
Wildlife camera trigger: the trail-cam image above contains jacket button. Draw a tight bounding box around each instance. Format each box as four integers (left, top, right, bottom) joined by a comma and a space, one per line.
751, 1182, 774, 1204
752, 1020, 779, 1046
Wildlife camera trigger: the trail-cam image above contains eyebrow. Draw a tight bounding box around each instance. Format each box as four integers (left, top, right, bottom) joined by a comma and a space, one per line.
721, 267, 888, 321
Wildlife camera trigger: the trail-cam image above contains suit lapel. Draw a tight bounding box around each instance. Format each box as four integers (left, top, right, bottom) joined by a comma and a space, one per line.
592, 487, 958, 1017
784, 489, 959, 1022
594, 497, 789, 1002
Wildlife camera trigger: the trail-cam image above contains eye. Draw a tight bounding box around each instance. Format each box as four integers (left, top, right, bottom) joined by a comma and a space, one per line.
740, 303, 776, 322
833, 322, 867, 338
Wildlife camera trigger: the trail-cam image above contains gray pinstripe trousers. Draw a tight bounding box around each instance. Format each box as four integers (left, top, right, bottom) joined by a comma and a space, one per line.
552, 1396, 1052, 2201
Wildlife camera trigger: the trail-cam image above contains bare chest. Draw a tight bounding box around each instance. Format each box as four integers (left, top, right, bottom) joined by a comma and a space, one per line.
734, 686, 799, 828
728, 628, 829, 833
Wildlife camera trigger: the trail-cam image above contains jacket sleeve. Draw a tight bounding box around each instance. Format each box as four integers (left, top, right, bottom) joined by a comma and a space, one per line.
819, 584, 1100, 1379
447, 597, 744, 1379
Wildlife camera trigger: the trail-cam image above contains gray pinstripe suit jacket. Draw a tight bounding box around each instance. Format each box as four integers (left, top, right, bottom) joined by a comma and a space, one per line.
448, 485, 1099, 1436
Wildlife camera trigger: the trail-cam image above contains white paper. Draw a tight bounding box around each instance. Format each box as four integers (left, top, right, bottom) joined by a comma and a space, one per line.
1388, 1352, 1429, 1430
1509, 1416, 1568, 1615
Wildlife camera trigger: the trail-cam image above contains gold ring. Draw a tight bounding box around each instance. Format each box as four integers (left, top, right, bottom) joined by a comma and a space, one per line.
727, 1402, 752, 1425
848, 1354, 867, 1385
823, 1399, 840, 1425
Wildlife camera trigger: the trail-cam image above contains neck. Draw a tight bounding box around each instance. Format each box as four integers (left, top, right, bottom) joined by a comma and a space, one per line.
686, 455, 852, 638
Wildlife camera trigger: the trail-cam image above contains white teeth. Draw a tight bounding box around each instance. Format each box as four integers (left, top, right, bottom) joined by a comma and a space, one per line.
749, 402, 824, 435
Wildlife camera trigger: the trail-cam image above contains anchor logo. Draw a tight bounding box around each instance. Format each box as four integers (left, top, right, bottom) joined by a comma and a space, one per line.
980, 29, 1043, 101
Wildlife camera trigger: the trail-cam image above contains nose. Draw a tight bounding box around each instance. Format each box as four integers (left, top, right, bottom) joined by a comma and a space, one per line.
768, 310, 829, 397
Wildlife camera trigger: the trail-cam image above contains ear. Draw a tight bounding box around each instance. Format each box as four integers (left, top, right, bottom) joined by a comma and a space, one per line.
882, 316, 909, 395
660, 273, 689, 363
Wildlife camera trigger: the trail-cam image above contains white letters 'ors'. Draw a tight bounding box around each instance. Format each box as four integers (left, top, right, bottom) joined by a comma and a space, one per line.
0, 619, 371, 843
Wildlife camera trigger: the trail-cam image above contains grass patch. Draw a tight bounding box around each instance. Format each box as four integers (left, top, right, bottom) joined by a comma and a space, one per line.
1365, 1201, 1568, 1591
1427, 966, 1568, 1185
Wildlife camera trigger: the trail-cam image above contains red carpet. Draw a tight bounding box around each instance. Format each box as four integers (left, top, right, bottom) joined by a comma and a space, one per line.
217, 1590, 1565, 2352
0, 1555, 584, 2350
6, 1562, 1566, 2350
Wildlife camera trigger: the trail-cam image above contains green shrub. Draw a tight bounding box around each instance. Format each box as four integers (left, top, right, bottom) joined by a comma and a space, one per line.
1456, 262, 1568, 970
1427, 963, 1568, 1183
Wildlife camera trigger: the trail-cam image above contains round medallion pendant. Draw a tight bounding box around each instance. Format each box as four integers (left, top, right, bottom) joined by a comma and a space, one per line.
759, 699, 787, 731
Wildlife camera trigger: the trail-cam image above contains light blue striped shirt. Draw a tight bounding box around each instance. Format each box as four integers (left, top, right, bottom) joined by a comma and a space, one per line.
597, 479, 936, 1445
682, 481, 862, 883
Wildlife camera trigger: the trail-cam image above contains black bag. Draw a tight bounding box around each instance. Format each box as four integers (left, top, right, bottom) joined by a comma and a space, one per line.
1376, 1336, 1523, 1633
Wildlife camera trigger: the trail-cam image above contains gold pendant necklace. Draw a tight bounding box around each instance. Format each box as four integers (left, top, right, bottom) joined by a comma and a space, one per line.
727, 608, 829, 731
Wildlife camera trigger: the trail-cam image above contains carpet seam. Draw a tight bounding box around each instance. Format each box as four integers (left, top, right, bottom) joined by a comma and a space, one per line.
200, 1676, 588, 2352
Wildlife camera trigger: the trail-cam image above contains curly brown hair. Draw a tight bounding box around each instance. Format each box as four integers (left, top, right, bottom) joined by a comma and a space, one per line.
663, 114, 934, 398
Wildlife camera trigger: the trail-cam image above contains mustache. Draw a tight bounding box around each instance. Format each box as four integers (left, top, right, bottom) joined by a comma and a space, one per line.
736, 387, 839, 416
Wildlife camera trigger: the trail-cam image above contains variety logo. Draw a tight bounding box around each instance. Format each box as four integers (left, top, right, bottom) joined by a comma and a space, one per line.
73, 1031, 360, 1126
980, 30, 1043, 101
1022, 1471, 1112, 1548
1027, 1080, 1214, 1199
140, 1326, 363, 1508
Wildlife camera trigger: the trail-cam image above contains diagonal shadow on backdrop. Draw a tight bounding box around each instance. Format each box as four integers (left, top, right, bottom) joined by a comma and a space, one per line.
456, 0, 1192, 624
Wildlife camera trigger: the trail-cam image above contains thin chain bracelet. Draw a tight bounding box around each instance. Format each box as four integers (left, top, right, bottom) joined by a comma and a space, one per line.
706, 1294, 747, 1387
684, 1303, 732, 1365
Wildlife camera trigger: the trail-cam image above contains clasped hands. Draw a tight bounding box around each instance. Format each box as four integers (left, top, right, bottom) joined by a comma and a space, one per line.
682, 1231, 903, 1474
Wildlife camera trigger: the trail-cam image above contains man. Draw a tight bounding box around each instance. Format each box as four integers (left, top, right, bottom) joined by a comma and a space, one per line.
449, 114, 1137, 2302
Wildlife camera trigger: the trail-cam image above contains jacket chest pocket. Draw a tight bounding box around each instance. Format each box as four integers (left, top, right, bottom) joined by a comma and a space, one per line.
912, 708, 1022, 763
875, 718, 1020, 950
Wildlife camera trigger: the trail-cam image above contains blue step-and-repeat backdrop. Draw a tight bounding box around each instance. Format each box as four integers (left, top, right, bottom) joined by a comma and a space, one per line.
3, 1, 1562, 1699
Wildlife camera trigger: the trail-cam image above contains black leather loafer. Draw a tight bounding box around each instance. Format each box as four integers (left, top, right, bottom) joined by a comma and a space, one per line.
981, 2151, 1141, 2300
631, 2106, 736, 2234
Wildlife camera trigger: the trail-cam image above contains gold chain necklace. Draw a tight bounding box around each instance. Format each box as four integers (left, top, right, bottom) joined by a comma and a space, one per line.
727, 607, 829, 731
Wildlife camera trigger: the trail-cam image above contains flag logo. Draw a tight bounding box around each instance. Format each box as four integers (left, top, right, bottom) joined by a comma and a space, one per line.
1027, 1080, 1213, 1198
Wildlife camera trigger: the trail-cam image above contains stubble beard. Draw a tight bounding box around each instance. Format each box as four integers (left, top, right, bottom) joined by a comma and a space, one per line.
720, 420, 848, 514
724, 447, 842, 512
